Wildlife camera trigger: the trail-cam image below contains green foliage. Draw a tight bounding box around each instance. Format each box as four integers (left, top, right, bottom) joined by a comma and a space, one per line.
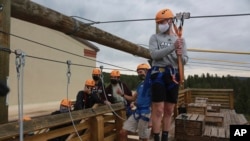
102, 72, 250, 115
102, 72, 140, 91
185, 73, 250, 114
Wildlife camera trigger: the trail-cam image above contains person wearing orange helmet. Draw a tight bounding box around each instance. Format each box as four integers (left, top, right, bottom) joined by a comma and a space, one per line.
50, 99, 72, 141
149, 8, 188, 141
104, 70, 133, 117
92, 68, 102, 84
51, 98, 72, 115
91, 68, 105, 100
74, 79, 103, 110
119, 63, 152, 141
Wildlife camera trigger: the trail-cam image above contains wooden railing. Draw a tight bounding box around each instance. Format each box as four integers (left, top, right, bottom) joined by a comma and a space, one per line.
174, 88, 234, 117
0, 103, 126, 141
0, 88, 235, 141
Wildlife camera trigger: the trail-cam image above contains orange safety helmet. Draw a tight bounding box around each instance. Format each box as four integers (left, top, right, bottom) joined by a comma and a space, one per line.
110, 70, 120, 77
85, 79, 95, 87
137, 63, 150, 71
155, 8, 174, 23
60, 99, 72, 107
92, 68, 101, 75
23, 115, 31, 121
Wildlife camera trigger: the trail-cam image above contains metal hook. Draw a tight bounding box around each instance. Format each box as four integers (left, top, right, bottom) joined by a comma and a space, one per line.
15, 49, 26, 76
66, 60, 72, 83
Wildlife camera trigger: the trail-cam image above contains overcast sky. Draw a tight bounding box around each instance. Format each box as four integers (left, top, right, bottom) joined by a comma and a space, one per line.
32, 0, 250, 77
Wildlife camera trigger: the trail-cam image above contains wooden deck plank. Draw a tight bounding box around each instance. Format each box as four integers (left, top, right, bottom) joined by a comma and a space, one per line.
174, 108, 248, 141
237, 114, 248, 125
210, 126, 218, 137
203, 126, 212, 136
190, 114, 199, 120
218, 128, 226, 138
225, 128, 230, 138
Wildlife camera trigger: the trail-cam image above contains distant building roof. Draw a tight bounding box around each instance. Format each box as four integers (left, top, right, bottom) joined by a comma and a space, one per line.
70, 36, 100, 52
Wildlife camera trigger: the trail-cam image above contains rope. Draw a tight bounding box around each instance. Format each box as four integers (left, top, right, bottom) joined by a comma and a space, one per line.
99, 66, 126, 121
0, 45, 12, 54
64, 60, 83, 141
15, 49, 26, 141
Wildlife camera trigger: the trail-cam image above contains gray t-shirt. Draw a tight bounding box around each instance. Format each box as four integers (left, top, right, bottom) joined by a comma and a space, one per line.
149, 33, 188, 68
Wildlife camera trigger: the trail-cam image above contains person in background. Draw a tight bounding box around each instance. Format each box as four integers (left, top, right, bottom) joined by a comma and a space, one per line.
103, 70, 134, 117
51, 98, 72, 115
148, 8, 188, 141
49, 99, 72, 141
119, 63, 152, 141
74, 79, 103, 110
92, 68, 105, 101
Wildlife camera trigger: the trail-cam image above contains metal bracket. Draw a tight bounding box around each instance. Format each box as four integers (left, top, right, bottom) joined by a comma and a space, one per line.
176, 12, 191, 20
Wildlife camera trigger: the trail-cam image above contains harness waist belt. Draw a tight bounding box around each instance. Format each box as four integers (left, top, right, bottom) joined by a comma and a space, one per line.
153, 66, 178, 73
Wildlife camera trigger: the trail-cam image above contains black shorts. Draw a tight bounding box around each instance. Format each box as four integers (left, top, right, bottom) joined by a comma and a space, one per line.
151, 72, 179, 103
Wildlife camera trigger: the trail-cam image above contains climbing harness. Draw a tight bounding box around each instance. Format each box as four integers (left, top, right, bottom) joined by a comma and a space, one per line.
133, 112, 150, 122
169, 67, 179, 85
132, 71, 152, 122
151, 66, 179, 90
15, 49, 26, 141
132, 106, 150, 122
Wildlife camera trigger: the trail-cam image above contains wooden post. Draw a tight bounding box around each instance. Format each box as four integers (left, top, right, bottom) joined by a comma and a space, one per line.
90, 115, 104, 141
186, 88, 192, 104
11, 0, 151, 59
115, 109, 126, 140
0, 0, 10, 124
229, 90, 234, 109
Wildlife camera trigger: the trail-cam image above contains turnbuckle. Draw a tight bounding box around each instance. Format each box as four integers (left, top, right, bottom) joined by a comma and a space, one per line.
66, 60, 72, 84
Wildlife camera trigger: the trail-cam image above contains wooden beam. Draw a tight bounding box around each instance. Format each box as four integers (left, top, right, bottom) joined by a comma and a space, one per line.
11, 0, 151, 59
0, 103, 125, 140
0, 0, 11, 124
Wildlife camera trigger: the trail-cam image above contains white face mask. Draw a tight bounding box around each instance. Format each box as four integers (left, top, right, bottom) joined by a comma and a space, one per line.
158, 23, 169, 33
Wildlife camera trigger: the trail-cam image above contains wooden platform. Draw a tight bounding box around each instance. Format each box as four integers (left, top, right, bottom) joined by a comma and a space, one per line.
175, 114, 205, 136
129, 109, 248, 141
207, 103, 221, 113
174, 109, 248, 141
187, 103, 207, 115
205, 112, 224, 126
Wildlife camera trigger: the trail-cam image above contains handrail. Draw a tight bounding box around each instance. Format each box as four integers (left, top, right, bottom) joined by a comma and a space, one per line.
0, 103, 125, 140
174, 88, 234, 116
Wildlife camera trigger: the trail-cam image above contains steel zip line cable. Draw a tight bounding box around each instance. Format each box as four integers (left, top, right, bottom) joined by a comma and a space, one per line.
190, 58, 250, 65
188, 48, 250, 55
0, 46, 250, 71
0, 30, 135, 72
0, 46, 135, 73
72, 13, 250, 24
